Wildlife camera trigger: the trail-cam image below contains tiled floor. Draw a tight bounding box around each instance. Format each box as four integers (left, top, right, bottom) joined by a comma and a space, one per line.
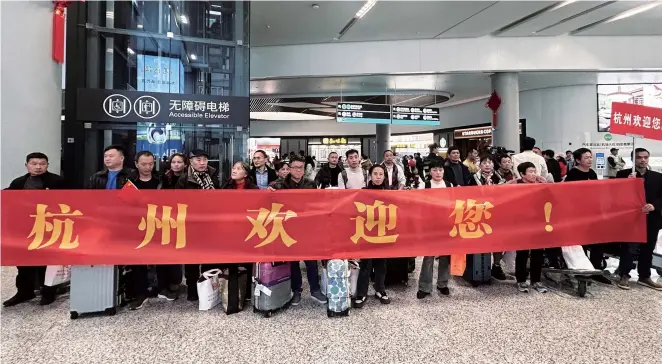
1, 260, 661, 364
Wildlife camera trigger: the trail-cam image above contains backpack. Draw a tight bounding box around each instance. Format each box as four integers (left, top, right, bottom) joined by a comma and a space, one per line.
341, 169, 368, 188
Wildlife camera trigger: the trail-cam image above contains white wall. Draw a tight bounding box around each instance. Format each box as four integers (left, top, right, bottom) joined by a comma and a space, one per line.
1, 1, 63, 188
252, 35, 662, 79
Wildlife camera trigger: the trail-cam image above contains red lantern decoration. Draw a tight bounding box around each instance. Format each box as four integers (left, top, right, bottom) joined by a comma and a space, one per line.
52, 1, 74, 64
485, 91, 502, 130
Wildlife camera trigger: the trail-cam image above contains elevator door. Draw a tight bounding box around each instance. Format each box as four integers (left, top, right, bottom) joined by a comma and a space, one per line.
82, 122, 247, 183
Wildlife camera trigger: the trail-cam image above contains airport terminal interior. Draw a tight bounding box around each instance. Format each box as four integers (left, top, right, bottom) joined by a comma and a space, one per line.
1, 0, 662, 363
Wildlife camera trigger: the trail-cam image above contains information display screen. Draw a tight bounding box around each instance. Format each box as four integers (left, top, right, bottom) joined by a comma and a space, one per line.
392, 106, 440, 126
336, 103, 391, 124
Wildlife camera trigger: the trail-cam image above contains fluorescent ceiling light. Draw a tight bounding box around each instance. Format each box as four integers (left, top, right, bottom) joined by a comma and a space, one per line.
166, 31, 174, 38
190, 54, 197, 61
250, 112, 334, 121
179, 15, 188, 24
127, 47, 135, 55
137, 24, 143, 29
209, 10, 223, 16
105, 11, 114, 19
607, 2, 661, 23
355, 0, 378, 19
266, 102, 327, 108
550, 0, 578, 11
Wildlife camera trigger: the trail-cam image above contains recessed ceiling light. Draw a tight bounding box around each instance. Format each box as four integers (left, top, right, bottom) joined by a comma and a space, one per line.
166, 31, 174, 38
312, 4, 320, 9
179, 15, 189, 24
137, 24, 143, 29
266, 25, 271, 29
190, 54, 197, 61
127, 47, 135, 55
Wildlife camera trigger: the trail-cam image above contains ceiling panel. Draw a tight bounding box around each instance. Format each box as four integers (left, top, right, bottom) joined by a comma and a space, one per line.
535, 1, 648, 36
341, 1, 495, 42
574, 5, 662, 36
437, 1, 556, 38
250, 1, 362, 46
497, 1, 607, 37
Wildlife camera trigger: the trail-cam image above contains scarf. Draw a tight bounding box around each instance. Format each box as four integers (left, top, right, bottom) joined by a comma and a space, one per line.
192, 168, 215, 190
381, 163, 400, 190
481, 171, 494, 185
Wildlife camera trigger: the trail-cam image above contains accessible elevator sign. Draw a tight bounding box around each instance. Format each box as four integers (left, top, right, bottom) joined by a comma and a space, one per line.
76, 88, 249, 126
336, 102, 440, 126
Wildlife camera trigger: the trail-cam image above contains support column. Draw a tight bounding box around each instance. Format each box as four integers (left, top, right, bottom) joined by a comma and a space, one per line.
491, 72, 520, 153
375, 124, 391, 163
1, 1, 63, 188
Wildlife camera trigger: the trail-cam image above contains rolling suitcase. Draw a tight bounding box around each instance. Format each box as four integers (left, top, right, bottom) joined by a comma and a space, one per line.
252, 262, 292, 317
69, 265, 119, 319
463, 254, 492, 286
325, 260, 351, 318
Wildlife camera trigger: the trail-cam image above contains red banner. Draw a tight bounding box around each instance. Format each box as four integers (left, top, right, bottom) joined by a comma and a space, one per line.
610, 102, 662, 140
0, 179, 646, 266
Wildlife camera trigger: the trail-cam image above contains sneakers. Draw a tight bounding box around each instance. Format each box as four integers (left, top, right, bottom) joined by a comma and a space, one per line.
352, 296, 367, 308
375, 291, 391, 304
592, 275, 612, 285
2, 292, 36, 307
157, 289, 178, 301
492, 264, 507, 280
637, 277, 662, 291
437, 287, 450, 296
310, 290, 327, 304
416, 290, 430, 299
617, 276, 631, 290
517, 282, 530, 293
129, 296, 147, 311
531, 282, 548, 293
290, 291, 302, 306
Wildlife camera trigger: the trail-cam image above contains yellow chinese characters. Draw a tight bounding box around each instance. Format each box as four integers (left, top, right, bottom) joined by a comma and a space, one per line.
137, 204, 188, 249
245, 203, 298, 248
449, 199, 494, 239
350, 200, 399, 244
28, 204, 83, 250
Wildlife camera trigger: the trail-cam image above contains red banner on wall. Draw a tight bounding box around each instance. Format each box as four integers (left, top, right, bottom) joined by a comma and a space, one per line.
610, 102, 662, 140
0, 179, 646, 266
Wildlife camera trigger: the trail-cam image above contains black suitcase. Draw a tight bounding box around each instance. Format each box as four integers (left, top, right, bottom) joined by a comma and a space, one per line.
384, 258, 410, 286
463, 254, 491, 286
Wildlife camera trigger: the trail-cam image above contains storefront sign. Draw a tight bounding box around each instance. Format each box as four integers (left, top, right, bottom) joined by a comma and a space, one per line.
336, 102, 391, 124
454, 123, 523, 139
0, 179, 645, 266
610, 102, 662, 141
76, 88, 249, 126
322, 137, 348, 145
581, 142, 633, 148
392, 106, 440, 126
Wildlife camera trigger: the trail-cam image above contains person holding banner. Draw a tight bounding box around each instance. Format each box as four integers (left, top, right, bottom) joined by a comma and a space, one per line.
269, 156, 326, 306
615, 148, 662, 291
3, 152, 66, 307
354, 165, 391, 307
416, 159, 453, 299
177, 149, 220, 301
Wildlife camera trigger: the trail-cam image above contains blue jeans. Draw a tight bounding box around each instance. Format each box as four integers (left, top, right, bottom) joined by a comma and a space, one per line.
290, 261, 321, 293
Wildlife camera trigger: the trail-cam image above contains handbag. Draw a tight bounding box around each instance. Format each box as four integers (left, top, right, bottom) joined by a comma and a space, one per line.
219, 266, 247, 315
197, 269, 222, 311
44, 265, 71, 286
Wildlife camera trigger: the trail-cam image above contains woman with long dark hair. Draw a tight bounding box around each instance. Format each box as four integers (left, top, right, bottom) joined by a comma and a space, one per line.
160, 153, 188, 189
353, 165, 391, 308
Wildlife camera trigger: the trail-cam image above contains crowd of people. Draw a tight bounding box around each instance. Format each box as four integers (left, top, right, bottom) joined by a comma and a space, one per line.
4, 135, 661, 312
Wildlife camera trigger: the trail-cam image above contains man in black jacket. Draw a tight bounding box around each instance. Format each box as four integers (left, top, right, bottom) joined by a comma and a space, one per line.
443, 146, 470, 187
314, 151, 344, 188
249, 150, 278, 190
4, 152, 66, 307
543, 149, 562, 182
616, 148, 662, 290
87, 145, 134, 189
269, 156, 326, 306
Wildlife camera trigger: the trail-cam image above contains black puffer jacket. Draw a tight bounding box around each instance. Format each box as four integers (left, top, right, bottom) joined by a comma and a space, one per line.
271, 175, 316, 190
7, 172, 67, 190
221, 178, 259, 190
86, 168, 135, 189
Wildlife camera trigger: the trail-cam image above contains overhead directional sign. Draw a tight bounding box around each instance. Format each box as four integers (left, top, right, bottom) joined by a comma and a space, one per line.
336, 103, 391, 124
391, 106, 440, 126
